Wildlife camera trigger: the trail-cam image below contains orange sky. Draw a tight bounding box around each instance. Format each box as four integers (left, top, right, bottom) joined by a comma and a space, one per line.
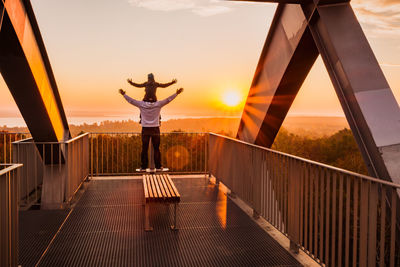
0, 0, 399, 125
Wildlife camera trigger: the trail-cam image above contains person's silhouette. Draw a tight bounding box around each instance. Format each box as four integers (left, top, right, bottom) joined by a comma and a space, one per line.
127, 73, 177, 102
119, 87, 184, 171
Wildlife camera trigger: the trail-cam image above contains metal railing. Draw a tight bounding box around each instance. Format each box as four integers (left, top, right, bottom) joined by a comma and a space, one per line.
89, 132, 208, 176
0, 163, 22, 266
11, 137, 42, 207
13, 133, 89, 208
209, 133, 400, 267
1, 132, 31, 164
63, 133, 90, 203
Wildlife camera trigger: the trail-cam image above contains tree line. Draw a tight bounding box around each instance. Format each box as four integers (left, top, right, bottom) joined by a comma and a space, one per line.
271, 128, 368, 175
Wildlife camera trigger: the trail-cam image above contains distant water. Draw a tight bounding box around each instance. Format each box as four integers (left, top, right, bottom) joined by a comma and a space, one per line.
0, 112, 345, 128
0, 115, 241, 128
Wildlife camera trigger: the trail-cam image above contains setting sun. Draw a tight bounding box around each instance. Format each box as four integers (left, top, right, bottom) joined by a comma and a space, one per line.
222, 90, 241, 107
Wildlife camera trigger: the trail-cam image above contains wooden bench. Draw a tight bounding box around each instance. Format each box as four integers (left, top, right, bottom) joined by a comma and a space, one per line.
143, 174, 180, 231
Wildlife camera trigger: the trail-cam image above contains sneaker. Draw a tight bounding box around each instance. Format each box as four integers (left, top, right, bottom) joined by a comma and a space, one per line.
156, 167, 164, 172
139, 168, 146, 172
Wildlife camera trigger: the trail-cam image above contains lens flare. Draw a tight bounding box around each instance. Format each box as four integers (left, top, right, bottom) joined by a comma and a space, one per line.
166, 145, 189, 170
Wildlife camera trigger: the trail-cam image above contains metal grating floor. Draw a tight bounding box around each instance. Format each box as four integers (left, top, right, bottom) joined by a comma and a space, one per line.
36, 177, 302, 266
19, 209, 70, 266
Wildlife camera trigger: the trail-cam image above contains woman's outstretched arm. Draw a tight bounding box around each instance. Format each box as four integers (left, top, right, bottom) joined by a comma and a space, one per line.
127, 78, 146, 87
157, 78, 177, 88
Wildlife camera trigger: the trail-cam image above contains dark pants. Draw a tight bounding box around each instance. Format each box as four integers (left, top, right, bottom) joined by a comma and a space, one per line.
141, 127, 161, 169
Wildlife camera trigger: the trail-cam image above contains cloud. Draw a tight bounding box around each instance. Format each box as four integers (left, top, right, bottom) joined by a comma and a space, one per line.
192, 5, 231, 16
380, 63, 400, 67
352, 0, 400, 36
128, 0, 232, 16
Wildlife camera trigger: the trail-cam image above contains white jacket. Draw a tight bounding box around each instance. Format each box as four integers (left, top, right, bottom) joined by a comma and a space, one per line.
123, 93, 178, 127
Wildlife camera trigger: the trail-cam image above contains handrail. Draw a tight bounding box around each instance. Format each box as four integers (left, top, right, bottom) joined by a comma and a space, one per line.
12, 133, 89, 144
0, 132, 29, 134
89, 131, 207, 134
208, 133, 400, 266
12, 134, 89, 208
0, 163, 22, 266
65, 132, 89, 143
89, 132, 208, 175
209, 133, 400, 189
1, 132, 31, 164
0, 163, 23, 175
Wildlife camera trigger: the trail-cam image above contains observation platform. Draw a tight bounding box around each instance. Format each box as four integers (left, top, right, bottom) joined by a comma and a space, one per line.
19, 176, 301, 266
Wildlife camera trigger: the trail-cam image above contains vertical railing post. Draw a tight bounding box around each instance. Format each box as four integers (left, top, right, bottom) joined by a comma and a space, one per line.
204, 133, 207, 177
12, 167, 19, 265
0, 168, 7, 265
0, 164, 22, 266
64, 142, 69, 202
90, 134, 93, 178
3, 133, 6, 164
288, 158, 300, 253
389, 189, 397, 267
367, 182, 378, 267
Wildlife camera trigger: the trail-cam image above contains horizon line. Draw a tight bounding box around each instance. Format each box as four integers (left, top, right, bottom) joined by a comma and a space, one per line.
1, 114, 347, 129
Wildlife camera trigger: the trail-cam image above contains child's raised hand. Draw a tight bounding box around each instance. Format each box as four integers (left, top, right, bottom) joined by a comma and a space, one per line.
119, 89, 126, 95
176, 88, 184, 94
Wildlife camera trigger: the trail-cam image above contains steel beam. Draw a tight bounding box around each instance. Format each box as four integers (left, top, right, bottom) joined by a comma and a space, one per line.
237, 4, 319, 147
229, 0, 350, 4
309, 3, 400, 183
0, 0, 69, 143
0, 1, 4, 31
229, 0, 303, 4
237, 1, 400, 184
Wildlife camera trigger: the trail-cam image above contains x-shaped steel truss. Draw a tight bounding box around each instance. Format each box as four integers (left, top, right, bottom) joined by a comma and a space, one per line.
236, 0, 400, 185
